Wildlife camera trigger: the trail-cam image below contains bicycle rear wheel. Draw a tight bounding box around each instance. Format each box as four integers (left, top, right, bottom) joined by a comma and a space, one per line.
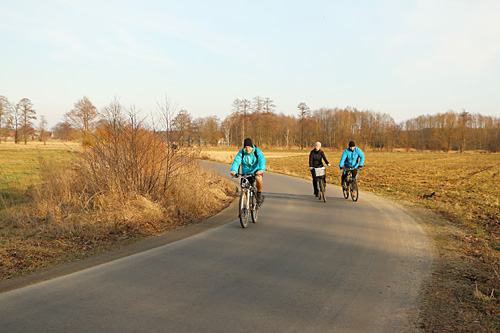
319, 179, 326, 202
239, 190, 250, 228
251, 191, 259, 223
351, 180, 359, 202
342, 179, 349, 199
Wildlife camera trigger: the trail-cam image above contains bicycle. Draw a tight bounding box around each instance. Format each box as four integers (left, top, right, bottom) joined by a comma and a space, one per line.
342, 167, 359, 202
313, 166, 327, 202
233, 173, 260, 228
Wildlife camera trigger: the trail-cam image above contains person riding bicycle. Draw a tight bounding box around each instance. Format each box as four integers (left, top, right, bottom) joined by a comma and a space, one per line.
230, 138, 266, 204
339, 141, 365, 186
309, 142, 330, 197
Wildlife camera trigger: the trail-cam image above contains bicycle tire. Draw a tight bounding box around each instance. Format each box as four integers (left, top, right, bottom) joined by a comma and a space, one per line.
239, 190, 249, 228
251, 191, 259, 223
342, 179, 349, 199
316, 179, 322, 200
319, 179, 326, 202
351, 179, 359, 202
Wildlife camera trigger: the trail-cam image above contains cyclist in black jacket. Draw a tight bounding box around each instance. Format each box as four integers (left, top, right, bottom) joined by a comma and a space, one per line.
309, 142, 330, 197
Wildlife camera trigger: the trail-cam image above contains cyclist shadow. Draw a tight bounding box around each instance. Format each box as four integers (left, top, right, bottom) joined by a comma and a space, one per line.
263, 192, 348, 202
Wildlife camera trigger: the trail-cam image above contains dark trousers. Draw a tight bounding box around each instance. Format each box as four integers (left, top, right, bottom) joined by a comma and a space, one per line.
342, 168, 358, 184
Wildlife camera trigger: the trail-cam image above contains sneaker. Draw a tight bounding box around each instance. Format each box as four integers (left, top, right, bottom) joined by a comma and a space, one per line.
257, 192, 264, 205
314, 192, 319, 197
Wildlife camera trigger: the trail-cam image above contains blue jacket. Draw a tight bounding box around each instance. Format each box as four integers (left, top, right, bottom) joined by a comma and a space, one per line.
231, 145, 266, 174
339, 147, 365, 169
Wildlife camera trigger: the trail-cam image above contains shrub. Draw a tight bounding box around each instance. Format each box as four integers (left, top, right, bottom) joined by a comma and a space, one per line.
10, 115, 234, 237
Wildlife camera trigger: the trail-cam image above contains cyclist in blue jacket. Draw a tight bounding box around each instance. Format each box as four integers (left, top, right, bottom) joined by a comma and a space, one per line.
230, 138, 266, 204
339, 141, 365, 187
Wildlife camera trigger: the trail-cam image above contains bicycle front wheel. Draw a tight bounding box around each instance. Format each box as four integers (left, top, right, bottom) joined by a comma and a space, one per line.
342, 179, 349, 199
251, 191, 259, 223
351, 180, 359, 202
239, 189, 250, 228
319, 179, 326, 202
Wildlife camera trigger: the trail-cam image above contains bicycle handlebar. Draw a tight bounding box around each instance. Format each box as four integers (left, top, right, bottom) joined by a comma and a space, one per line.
232, 172, 259, 178
342, 167, 361, 172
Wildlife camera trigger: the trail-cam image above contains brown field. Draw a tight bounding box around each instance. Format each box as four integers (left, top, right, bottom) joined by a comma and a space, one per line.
201, 147, 308, 164
202, 147, 500, 330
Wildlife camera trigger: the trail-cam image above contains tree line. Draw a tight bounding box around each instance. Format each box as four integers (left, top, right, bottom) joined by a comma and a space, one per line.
0, 96, 44, 144
1, 94, 499, 152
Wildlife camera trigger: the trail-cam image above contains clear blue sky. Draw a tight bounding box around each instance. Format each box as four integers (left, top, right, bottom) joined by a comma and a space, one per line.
1, 0, 500, 128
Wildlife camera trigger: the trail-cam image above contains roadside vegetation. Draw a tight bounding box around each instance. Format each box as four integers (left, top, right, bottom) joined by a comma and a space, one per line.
0, 130, 234, 281
203, 147, 500, 330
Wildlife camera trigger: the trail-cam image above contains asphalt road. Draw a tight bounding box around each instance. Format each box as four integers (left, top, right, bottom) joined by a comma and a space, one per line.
0, 161, 434, 332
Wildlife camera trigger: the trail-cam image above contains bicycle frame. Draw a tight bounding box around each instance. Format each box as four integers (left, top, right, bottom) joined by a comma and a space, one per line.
233, 173, 260, 228
313, 166, 327, 202
342, 167, 359, 202
344, 167, 356, 181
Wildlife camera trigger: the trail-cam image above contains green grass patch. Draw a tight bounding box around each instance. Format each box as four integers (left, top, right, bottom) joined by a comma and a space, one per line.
0, 145, 78, 209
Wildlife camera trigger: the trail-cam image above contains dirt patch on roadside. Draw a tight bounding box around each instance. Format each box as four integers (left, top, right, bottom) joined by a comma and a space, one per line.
403, 203, 500, 331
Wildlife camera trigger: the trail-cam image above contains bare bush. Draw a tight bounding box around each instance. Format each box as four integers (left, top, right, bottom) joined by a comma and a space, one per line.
21, 108, 234, 237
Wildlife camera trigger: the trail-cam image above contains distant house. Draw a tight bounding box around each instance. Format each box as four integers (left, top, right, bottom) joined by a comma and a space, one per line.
32, 131, 55, 140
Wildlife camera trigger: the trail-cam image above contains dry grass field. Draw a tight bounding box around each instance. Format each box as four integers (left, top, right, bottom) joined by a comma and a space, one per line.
202, 147, 500, 330
204, 148, 499, 247
1, 142, 498, 329
201, 147, 309, 164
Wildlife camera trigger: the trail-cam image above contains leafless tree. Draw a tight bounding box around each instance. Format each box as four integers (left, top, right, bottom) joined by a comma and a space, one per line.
250, 96, 265, 145
65, 96, 99, 145
52, 121, 79, 141
101, 97, 126, 135
195, 116, 219, 146
38, 115, 49, 144
155, 95, 177, 143
297, 102, 310, 149
0, 96, 13, 142
220, 116, 234, 146
232, 98, 252, 142
262, 97, 276, 114
15, 98, 36, 144
172, 110, 193, 146
458, 109, 471, 153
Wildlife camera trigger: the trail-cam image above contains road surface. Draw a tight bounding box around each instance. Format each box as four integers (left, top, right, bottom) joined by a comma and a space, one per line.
0, 161, 434, 332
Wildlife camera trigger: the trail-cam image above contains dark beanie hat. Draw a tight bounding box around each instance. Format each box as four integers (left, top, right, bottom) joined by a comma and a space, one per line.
349, 141, 356, 147
243, 138, 253, 147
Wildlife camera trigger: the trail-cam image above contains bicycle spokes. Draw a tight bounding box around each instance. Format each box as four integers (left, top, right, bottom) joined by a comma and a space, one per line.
239, 190, 250, 228
342, 180, 349, 199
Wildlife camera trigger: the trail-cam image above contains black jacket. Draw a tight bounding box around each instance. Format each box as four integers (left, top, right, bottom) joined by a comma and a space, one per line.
309, 149, 329, 168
